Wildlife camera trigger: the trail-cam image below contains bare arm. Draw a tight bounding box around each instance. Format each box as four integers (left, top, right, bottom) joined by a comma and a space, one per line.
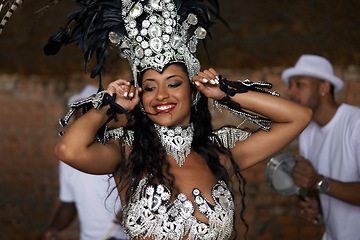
228, 91, 312, 169
55, 80, 141, 174
326, 180, 360, 205
293, 156, 360, 205
193, 68, 312, 170
42, 202, 77, 240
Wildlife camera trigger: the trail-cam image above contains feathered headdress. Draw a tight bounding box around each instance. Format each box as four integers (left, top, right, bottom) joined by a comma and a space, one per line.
43, 0, 223, 88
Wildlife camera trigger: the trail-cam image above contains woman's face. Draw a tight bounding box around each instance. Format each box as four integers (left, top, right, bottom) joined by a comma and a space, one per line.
141, 64, 193, 126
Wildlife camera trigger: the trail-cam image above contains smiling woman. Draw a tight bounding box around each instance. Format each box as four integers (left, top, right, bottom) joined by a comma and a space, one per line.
45, 0, 312, 239
141, 64, 193, 126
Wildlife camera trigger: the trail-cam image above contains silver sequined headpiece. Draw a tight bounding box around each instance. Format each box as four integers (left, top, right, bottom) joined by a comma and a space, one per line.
108, 0, 207, 87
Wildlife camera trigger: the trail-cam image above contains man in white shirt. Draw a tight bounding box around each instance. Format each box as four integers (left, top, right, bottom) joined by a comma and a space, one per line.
282, 54, 360, 240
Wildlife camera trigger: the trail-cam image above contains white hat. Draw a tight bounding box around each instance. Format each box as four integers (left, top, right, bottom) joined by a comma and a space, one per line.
281, 54, 344, 93
68, 85, 98, 104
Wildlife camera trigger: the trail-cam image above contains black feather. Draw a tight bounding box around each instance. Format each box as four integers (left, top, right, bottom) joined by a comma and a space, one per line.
44, 0, 125, 83
43, 0, 225, 82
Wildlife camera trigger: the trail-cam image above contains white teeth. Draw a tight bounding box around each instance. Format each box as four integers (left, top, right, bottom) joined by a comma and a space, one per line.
156, 105, 173, 110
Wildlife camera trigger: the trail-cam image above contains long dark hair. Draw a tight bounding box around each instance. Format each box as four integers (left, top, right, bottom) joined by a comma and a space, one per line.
114, 63, 248, 238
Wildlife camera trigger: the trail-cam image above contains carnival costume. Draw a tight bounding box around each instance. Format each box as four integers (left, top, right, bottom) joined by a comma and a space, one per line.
2, 0, 279, 239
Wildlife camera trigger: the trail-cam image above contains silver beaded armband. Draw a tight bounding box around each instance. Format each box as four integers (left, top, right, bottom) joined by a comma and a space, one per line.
213, 100, 272, 131
215, 77, 279, 131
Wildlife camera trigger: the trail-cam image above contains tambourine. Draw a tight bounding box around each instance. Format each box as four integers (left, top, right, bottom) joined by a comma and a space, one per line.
265, 152, 301, 197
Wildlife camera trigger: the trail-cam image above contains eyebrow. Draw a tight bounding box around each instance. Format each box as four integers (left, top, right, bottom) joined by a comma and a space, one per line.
143, 74, 184, 83
167, 74, 183, 80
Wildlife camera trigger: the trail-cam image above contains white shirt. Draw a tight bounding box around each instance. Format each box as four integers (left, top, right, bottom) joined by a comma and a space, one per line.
299, 103, 360, 240
60, 161, 129, 240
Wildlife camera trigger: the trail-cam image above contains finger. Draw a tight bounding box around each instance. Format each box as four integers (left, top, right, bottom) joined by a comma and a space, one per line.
299, 209, 306, 218
115, 82, 132, 97
309, 217, 320, 224
298, 199, 311, 209
208, 68, 220, 84
113, 79, 131, 86
192, 75, 208, 84
294, 154, 304, 161
292, 171, 308, 184
298, 209, 307, 219
127, 85, 136, 98
193, 80, 205, 90
208, 68, 219, 76
196, 72, 211, 84
203, 69, 217, 84
131, 88, 141, 103
192, 81, 211, 97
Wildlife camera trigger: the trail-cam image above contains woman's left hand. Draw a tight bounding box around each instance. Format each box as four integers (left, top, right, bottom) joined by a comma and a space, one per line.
192, 68, 225, 100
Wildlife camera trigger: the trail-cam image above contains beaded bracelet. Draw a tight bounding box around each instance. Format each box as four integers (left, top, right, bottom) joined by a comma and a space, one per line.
59, 90, 131, 143
214, 76, 279, 131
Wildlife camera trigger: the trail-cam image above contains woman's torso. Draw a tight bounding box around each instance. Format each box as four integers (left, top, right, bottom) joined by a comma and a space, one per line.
117, 151, 235, 240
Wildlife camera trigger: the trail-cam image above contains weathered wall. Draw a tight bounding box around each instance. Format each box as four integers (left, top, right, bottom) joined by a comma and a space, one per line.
0, 0, 359, 239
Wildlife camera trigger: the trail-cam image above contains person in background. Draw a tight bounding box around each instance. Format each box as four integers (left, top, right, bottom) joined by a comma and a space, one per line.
42, 85, 129, 240
282, 54, 360, 240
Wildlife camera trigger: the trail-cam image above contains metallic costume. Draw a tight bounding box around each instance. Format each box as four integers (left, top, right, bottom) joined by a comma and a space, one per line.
104, 125, 251, 239
121, 176, 234, 240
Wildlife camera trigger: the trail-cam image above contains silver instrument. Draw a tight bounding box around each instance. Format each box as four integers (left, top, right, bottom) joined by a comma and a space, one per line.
265, 152, 304, 198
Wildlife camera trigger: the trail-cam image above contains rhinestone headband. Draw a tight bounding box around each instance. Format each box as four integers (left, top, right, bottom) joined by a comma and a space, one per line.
108, 0, 207, 87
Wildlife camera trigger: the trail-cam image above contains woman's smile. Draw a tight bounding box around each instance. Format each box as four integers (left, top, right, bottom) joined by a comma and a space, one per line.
153, 102, 176, 113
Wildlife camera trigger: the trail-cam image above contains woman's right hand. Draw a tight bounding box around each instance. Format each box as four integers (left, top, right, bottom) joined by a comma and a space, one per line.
106, 79, 142, 112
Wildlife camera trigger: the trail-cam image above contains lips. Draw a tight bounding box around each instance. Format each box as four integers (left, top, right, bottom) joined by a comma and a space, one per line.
153, 103, 176, 113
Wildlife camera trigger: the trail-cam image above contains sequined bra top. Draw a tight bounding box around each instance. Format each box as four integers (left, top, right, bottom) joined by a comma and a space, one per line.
120, 176, 234, 240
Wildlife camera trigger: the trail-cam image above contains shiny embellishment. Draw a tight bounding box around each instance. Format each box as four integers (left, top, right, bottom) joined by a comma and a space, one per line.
210, 126, 252, 149
150, 0, 163, 10
111, 0, 205, 87
195, 27, 207, 39
129, 3, 143, 18
109, 32, 121, 46
121, 176, 234, 240
91, 90, 109, 109
188, 13, 198, 25
154, 123, 194, 167
104, 127, 134, 146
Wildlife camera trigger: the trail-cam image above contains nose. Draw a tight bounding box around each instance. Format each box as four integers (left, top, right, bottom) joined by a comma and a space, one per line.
156, 85, 170, 101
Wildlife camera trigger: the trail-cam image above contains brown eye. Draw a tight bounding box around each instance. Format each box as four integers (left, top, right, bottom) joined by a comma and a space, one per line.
143, 86, 155, 92
168, 82, 182, 88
